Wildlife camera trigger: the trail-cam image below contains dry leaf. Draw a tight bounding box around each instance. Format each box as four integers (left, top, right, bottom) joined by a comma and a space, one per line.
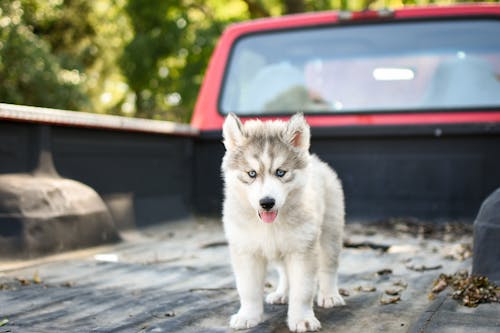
385, 289, 402, 296
33, 271, 42, 284
393, 280, 408, 289
15, 278, 30, 286
355, 286, 376, 292
443, 243, 473, 261
380, 295, 401, 305
406, 264, 442, 272
339, 288, 350, 297
431, 279, 447, 293
430, 270, 499, 307
377, 269, 393, 276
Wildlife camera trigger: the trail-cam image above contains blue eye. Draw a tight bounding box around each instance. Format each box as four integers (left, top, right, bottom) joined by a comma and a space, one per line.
275, 169, 286, 177
248, 170, 257, 178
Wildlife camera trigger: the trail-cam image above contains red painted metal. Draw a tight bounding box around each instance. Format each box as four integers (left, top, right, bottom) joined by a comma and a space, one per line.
191, 4, 500, 131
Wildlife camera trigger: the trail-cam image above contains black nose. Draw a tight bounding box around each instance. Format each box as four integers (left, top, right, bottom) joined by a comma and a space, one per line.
259, 197, 275, 211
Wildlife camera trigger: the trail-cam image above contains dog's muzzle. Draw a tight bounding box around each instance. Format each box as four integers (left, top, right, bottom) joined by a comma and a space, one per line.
258, 197, 277, 223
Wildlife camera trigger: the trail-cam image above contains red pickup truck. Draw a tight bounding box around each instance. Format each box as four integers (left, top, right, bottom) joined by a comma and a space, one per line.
193, 4, 500, 129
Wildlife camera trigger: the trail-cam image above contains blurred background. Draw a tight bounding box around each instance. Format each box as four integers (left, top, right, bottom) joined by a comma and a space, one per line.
0, 0, 497, 123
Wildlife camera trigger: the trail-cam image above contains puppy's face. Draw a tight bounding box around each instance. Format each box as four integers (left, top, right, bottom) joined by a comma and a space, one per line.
222, 113, 310, 223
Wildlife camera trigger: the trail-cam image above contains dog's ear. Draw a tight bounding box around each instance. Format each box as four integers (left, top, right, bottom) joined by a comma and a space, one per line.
285, 113, 310, 151
222, 113, 245, 150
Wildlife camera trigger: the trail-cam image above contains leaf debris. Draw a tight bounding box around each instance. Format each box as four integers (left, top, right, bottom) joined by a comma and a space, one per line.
33, 271, 42, 284
385, 288, 403, 296
429, 270, 500, 307
339, 288, 350, 297
343, 240, 390, 252
152, 311, 176, 319
0, 284, 11, 291
393, 280, 408, 289
15, 278, 30, 286
377, 269, 393, 276
443, 243, 472, 261
431, 279, 447, 294
14, 273, 44, 286
164, 311, 175, 317
406, 264, 442, 272
380, 295, 401, 305
354, 285, 376, 292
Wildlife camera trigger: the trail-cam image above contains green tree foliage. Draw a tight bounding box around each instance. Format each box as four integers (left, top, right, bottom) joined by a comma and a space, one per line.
119, 0, 184, 120
0, 0, 89, 110
0, 0, 129, 113
119, 1, 250, 122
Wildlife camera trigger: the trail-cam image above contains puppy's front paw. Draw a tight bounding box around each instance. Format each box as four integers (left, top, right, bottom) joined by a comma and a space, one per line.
288, 314, 321, 332
317, 291, 346, 308
265, 291, 288, 305
230, 311, 262, 330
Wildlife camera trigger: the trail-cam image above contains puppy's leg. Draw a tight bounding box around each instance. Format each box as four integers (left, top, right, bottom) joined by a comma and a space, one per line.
317, 228, 345, 308
266, 262, 288, 304
286, 253, 321, 332
229, 249, 266, 330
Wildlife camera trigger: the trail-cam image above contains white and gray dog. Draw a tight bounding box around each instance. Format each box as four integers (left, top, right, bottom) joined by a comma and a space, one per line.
221, 113, 345, 332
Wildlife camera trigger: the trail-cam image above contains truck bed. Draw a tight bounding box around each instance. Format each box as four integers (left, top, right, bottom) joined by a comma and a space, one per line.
0, 218, 478, 333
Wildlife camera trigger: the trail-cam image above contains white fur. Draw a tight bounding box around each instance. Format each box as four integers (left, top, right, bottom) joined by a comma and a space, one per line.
222, 113, 345, 332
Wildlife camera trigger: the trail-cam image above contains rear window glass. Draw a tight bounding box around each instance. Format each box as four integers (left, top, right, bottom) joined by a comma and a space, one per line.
220, 19, 500, 115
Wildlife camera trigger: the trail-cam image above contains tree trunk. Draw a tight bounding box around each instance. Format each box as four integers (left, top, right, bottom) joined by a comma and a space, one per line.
243, 0, 271, 18
284, 0, 305, 14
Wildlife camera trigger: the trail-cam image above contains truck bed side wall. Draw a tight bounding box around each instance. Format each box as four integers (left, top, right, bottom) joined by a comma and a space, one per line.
2, 119, 499, 224
0, 120, 193, 228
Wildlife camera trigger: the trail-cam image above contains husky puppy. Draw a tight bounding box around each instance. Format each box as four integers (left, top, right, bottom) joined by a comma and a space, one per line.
221, 113, 345, 332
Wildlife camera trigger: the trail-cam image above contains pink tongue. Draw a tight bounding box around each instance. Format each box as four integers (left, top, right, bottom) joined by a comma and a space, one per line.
260, 211, 277, 223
